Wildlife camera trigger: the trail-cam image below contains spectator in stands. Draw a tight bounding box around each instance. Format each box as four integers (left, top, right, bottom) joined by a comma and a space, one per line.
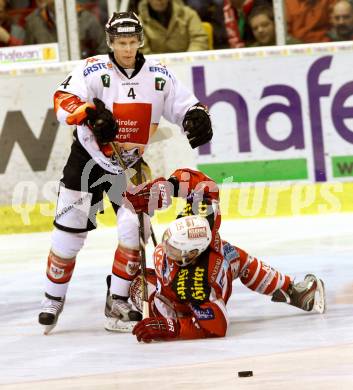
0, 0, 25, 46
247, 4, 301, 46
24, 0, 107, 58
76, 0, 108, 27
328, 0, 353, 41
223, 0, 271, 48
138, 0, 209, 54
185, 0, 228, 49
285, 0, 335, 43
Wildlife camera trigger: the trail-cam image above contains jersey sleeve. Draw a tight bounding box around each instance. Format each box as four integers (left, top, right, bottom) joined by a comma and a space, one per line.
178, 298, 228, 340
54, 61, 94, 126
169, 168, 219, 202
162, 67, 198, 127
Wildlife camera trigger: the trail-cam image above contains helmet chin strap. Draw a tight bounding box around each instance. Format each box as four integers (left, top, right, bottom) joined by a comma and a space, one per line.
176, 251, 199, 267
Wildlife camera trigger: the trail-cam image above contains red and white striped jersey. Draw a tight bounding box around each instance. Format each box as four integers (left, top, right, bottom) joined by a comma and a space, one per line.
151, 238, 291, 340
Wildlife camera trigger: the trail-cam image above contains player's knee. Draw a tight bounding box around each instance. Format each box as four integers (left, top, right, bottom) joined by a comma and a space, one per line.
117, 206, 151, 248
51, 228, 87, 259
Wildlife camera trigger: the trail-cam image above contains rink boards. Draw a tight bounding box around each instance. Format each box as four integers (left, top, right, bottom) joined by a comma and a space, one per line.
1, 42, 353, 233
1, 182, 353, 234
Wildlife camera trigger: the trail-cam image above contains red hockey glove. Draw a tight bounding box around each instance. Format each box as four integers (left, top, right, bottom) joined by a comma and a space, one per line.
125, 178, 173, 215
132, 317, 180, 343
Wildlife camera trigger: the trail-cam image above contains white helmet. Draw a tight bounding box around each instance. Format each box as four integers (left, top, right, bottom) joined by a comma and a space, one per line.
162, 215, 212, 267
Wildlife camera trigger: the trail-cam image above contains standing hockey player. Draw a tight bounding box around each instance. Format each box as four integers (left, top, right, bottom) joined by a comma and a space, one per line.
124, 169, 326, 342
38, 11, 213, 334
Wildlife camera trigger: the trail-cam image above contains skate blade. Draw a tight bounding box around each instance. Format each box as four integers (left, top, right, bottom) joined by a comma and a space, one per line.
313, 278, 326, 314
43, 324, 56, 335
104, 317, 138, 333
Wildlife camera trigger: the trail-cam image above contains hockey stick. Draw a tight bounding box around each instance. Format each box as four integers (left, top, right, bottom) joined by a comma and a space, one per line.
109, 142, 150, 318
135, 160, 150, 319
150, 227, 158, 247
109, 142, 157, 248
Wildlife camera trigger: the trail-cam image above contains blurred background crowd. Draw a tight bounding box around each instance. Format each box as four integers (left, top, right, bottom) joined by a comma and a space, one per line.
1, 0, 353, 58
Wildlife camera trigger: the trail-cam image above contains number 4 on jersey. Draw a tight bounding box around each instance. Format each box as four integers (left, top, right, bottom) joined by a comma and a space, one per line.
128, 87, 136, 99
60, 76, 72, 89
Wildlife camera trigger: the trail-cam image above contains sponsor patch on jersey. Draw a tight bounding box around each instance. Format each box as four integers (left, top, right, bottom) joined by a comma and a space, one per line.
223, 242, 239, 262
213, 232, 221, 252
101, 74, 110, 87
83, 62, 108, 77
149, 66, 171, 78
113, 102, 151, 144
172, 263, 210, 304
155, 77, 166, 91
210, 257, 223, 284
122, 81, 139, 86
192, 305, 215, 320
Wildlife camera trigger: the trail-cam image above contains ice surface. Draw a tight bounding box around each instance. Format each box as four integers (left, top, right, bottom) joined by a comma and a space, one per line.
1, 214, 353, 389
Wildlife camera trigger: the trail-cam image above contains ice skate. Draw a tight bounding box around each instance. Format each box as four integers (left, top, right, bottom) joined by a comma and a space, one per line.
271, 274, 326, 313
38, 293, 65, 335
104, 275, 142, 332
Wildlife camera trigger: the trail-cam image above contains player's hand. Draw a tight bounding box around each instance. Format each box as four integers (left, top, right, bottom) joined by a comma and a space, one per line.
85, 98, 118, 144
124, 178, 173, 215
183, 104, 213, 149
132, 317, 180, 343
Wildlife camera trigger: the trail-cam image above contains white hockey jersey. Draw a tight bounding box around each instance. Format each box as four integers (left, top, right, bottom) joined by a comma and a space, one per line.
54, 53, 198, 173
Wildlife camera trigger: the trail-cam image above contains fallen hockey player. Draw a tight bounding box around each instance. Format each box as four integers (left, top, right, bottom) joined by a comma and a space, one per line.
122, 168, 326, 342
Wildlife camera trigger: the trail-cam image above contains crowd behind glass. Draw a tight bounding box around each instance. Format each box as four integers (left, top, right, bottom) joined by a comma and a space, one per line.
1, 0, 352, 58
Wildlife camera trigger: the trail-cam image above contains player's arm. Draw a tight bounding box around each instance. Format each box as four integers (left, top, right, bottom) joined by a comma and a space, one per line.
54, 63, 93, 126
124, 168, 219, 215
55, 93, 117, 144
132, 299, 228, 342
54, 90, 94, 126
168, 168, 219, 202
180, 299, 228, 339
161, 67, 213, 149
54, 63, 117, 145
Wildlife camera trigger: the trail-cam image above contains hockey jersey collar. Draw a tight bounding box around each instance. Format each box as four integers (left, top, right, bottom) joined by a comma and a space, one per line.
108, 51, 146, 79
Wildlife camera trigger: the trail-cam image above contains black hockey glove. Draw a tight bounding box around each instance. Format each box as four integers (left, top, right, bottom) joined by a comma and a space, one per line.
85, 98, 118, 144
182, 103, 213, 149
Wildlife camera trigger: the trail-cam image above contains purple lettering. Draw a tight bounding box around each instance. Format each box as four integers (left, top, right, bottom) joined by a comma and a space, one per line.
331, 81, 353, 143
192, 66, 250, 155
256, 85, 304, 151
307, 56, 332, 182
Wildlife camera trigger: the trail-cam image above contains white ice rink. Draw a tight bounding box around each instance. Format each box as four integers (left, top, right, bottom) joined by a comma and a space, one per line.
1, 213, 353, 389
